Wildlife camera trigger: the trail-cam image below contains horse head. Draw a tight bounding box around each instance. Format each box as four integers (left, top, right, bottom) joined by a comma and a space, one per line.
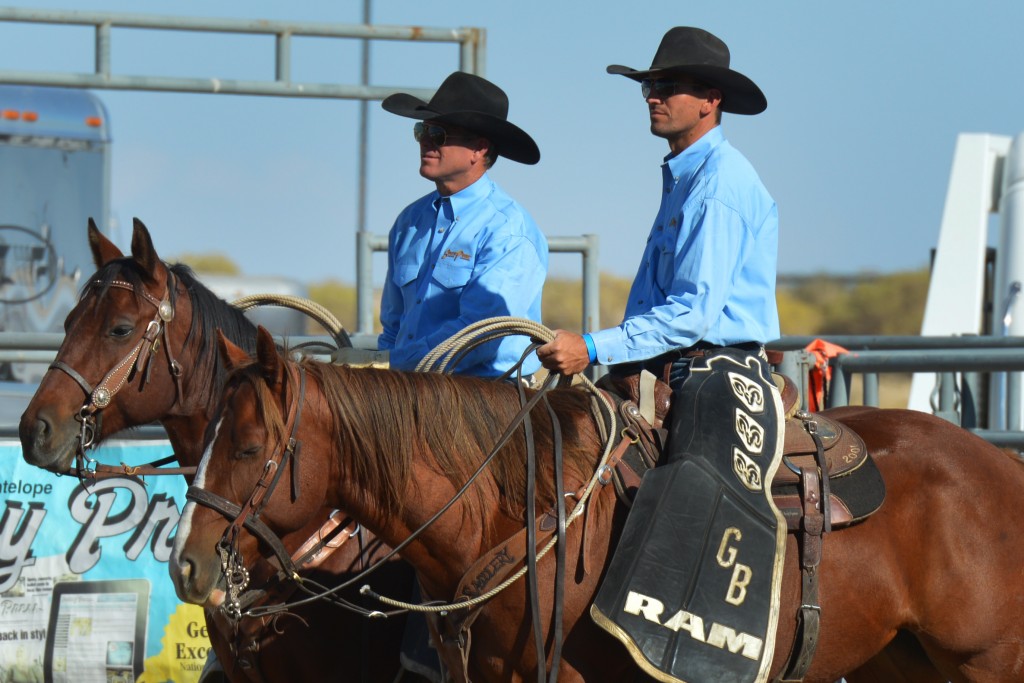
171, 327, 331, 609
19, 218, 196, 472
19, 225, 418, 681
19, 217, 259, 473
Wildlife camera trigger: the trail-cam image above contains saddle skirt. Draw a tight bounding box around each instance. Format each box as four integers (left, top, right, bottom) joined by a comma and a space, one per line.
598, 371, 886, 530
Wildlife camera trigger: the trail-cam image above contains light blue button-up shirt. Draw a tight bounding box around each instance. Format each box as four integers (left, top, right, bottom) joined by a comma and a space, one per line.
589, 126, 779, 365
379, 173, 548, 376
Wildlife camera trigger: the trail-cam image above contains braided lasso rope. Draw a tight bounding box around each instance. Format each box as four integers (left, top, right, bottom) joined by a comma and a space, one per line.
230, 293, 352, 349
367, 316, 617, 613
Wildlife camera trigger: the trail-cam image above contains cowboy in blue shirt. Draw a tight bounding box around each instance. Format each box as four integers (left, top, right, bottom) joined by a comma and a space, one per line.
537, 29, 778, 375
539, 28, 786, 683
378, 71, 548, 681
379, 72, 548, 378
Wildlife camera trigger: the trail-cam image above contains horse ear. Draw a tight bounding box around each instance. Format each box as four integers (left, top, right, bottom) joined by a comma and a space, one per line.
130, 218, 161, 283
88, 218, 123, 267
255, 326, 284, 386
217, 330, 252, 371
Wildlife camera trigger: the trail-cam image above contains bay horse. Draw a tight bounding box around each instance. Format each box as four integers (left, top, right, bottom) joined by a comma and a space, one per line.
18, 219, 426, 683
173, 326, 1024, 683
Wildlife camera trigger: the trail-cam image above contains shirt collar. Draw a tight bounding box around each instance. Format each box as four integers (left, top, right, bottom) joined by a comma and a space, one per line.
662, 126, 724, 191
432, 173, 493, 218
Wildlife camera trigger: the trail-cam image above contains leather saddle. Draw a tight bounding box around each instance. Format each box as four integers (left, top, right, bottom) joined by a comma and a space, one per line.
596, 370, 886, 531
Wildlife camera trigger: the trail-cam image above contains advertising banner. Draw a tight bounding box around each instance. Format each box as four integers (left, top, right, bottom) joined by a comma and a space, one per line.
0, 439, 211, 683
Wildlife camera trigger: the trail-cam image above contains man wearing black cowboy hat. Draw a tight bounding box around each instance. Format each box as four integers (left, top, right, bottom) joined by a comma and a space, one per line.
538, 27, 785, 683
378, 71, 548, 378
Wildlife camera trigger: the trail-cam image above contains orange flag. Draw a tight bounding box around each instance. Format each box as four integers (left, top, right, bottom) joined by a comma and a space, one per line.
805, 339, 849, 411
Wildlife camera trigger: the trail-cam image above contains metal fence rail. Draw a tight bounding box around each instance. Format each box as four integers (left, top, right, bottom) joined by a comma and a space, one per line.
9, 331, 1024, 445
0, 7, 483, 99
826, 348, 1024, 446
770, 331, 1024, 413
765, 337, 1024, 446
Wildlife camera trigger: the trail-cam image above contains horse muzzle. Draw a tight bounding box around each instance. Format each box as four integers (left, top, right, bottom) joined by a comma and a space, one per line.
18, 405, 78, 472
170, 549, 227, 608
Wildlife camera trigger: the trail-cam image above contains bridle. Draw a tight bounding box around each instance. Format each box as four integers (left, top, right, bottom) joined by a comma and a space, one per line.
186, 363, 410, 626
49, 270, 184, 475
186, 363, 390, 682
188, 364, 309, 621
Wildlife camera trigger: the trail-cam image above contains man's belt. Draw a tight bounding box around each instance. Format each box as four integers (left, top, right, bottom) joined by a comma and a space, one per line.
610, 342, 765, 383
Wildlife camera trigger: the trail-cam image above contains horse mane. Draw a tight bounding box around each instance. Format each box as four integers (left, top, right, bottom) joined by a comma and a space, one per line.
235, 356, 604, 523
87, 259, 258, 408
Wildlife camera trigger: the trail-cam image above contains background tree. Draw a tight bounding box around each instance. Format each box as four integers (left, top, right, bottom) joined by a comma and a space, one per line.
172, 252, 240, 275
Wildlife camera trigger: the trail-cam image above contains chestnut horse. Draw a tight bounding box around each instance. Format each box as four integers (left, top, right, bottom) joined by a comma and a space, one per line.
19, 220, 426, 683
173, 327, 1024, 683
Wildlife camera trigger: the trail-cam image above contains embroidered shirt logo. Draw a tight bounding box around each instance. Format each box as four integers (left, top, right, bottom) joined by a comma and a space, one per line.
442, 249, 471, 261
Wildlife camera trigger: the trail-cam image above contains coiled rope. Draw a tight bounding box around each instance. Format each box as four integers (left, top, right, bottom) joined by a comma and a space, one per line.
365, 316, 618, 614
230, 293, 352, 350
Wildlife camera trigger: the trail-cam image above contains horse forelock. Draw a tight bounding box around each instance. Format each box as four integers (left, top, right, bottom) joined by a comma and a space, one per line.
224, 361, 290, 455
300, 360, 603, 522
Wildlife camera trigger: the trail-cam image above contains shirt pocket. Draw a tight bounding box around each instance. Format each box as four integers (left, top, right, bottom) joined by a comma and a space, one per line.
393, 263, 420, 289
654, 229, 678, 292
432, 258, 474, 290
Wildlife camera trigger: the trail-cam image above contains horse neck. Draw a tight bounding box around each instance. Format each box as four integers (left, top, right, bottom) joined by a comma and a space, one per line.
159, 279, 258, 467
155, 344, 217, 465
312, 388, 496, 595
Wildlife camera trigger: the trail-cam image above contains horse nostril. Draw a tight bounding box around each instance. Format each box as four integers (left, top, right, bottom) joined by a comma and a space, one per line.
176, 557, 194, 593
19, 409, 52, 446
177, 558, 191, 581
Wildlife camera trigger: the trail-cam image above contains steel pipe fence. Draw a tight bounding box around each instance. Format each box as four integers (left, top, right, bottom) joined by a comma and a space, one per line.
765, 342, 1024, 447
8, 332, 1024, 439
0, 7, 483, 99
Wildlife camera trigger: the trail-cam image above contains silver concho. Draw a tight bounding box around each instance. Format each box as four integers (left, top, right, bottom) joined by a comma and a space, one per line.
92, 387, 112, 408
159, 301, 174, 322
727, 372, 765, 413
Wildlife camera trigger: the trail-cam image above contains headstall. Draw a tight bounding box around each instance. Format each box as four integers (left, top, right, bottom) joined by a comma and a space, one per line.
187, 364, 307, 620
49, 271, 183, 477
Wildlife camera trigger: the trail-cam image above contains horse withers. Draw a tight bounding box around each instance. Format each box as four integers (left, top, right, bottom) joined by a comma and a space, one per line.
172, 326, 1024, 682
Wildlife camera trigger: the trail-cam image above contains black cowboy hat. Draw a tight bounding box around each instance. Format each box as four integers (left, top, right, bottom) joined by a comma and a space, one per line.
607, 27, 766, 115
382, 71, 540, 165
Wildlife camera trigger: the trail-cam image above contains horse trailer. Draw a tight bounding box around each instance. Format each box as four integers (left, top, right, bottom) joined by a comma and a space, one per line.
0, 84, 112, 384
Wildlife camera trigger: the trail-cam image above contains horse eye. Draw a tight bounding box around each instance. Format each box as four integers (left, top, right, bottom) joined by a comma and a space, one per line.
110, 324, 134, 338
236, 445, 261, 460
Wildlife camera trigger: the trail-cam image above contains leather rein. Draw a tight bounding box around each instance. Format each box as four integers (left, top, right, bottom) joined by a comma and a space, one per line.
186, 363, 411, 623
185, 347, 618, 683
48, 272, 193, 480
184, 365, 381, 615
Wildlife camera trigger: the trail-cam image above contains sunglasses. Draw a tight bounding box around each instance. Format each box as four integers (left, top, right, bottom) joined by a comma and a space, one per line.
640, 79, 706, 100
413, 122, 475, 147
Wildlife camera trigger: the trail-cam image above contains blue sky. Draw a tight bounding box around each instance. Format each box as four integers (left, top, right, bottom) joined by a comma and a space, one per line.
2, 0, 1023, 284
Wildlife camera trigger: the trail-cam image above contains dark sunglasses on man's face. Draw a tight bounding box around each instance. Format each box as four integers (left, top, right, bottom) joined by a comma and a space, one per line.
413, 122, 474, 147
640, 79, 705, 100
